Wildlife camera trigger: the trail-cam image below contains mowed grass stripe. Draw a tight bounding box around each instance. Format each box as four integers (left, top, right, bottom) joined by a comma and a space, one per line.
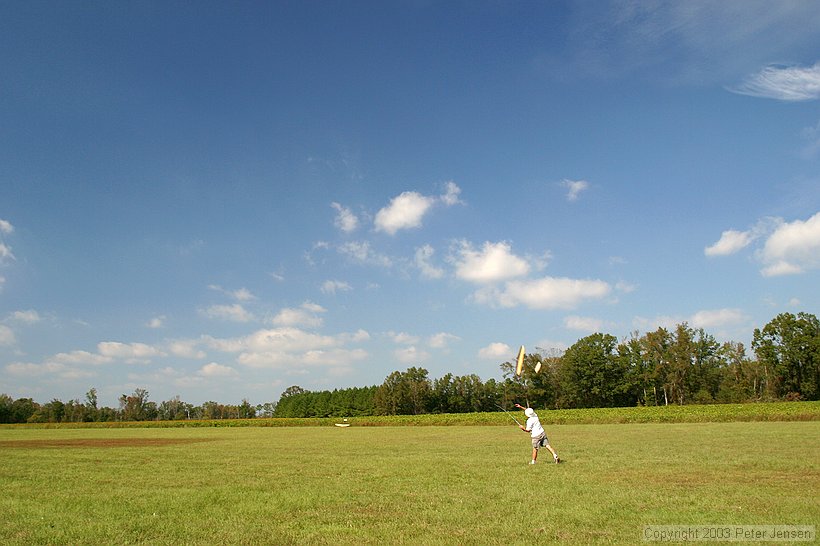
1, 423, 818, 544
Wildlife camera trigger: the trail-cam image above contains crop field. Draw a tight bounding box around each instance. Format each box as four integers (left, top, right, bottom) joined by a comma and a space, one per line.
1, 417, 819, 544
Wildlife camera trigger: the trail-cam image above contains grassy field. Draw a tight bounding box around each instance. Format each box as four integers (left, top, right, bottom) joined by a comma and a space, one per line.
4, 401, 819, 429
1, 421, 818, 544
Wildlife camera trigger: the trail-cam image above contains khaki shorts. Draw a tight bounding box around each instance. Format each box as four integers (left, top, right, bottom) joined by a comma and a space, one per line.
532, 432, 549, 450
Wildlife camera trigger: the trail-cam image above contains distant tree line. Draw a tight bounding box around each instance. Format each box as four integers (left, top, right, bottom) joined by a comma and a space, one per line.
0, 387, 272, 424
2, 312, 817, 423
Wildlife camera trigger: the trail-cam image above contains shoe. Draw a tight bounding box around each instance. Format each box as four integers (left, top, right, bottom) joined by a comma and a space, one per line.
529, 460, 536, 465
554, 456, 560, 464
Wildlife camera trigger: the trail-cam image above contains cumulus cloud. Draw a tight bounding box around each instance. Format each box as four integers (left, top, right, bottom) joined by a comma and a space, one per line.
561, 179, 589, 201
474, 276, 611, 310
374, 183, 463, 235
389, 331, 420, 345
394, 346, 429, 364
271, 302, 326, 328
759, 212, 820, 276
97, 341, 165, 363
690, 308, 748, 329
374, 191, 434, 235
6, 361, 66, 377
167, 339, 206, 359
331, 202, 359, 233
198, 362, 237, 377
478, 342, 512, 359
49, 350, 112, 366
0, 219, 12, 235
440, 181, 463, 206
450, 240, 530, 284
731, 62, 820, 101
706, 214, 820, 276
705, 229, 757, 256
428, 332, 460, 349
415, 244, 444, 279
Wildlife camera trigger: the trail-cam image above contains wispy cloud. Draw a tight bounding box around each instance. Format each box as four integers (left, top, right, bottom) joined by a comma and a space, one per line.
201, 304, 255, 323
331, 202, 359, 233
414, 244, 444, 279
561, 179, 589, 202
321, 279, 352, 295
270, 302, 326, 328
730, 62, 820, 101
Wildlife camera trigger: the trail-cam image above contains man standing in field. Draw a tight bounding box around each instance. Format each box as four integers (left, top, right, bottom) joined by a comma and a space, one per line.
515, 403, 560, 464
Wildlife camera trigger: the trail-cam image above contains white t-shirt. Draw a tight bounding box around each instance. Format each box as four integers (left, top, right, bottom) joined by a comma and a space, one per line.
526, 415, 544, 438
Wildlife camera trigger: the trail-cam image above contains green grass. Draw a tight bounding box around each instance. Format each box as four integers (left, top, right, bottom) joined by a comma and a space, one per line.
4, 401, 819, 429
1, 422, 818, 544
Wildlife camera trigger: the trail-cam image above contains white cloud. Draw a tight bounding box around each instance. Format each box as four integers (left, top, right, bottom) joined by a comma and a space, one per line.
0, 243, 14, 262
561, 179, 589, 201
394, 346, 429, 364
0, 325, 16, 346
208, 285, 256, 301
374, 191, 436, 235
389, 331, 419, 345
167, 339, 206, 359
146, 315, 166, 329
0, 219, 12, 235
759, 212, 820, 276
301, 348, 368, 367
428, 332, 460, 349
415, 244, 444, 279
440, 181, 463, 206
478, 342, 512, 359
564, 315, 609, 333
321, 279, 352, 295
338, 240, 392, 267
9, 310, 41, 324
331, 202, 359, 233
474, 276, 611, 310
243, 327, 338, 354
705, 229, 757, 256
97, 341, 165, 363
271, 302, 326, 328
731, 62, 820, 102
690, 308, 748, 329
6, 361, 66, 377
49, 350, 112, 366
450, 240, 530, 284
202, 303, 255, 323
198, 362, 237, 377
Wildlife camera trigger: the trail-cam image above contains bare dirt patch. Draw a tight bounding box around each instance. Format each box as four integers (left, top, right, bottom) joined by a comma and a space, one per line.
0, 438, 216, 449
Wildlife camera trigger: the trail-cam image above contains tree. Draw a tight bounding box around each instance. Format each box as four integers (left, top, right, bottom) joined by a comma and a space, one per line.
119, 388, 151, 421
373, 367, 431, 415
753, 312, 820, 400
558, 333, 631, 408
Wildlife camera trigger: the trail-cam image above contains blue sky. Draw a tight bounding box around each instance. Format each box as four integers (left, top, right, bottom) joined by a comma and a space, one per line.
1, 1, 819, 407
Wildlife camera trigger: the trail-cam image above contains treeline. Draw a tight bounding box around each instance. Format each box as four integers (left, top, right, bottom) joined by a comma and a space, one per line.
2, 312, 818, 423
0, 388, 274, 424
275, 312, 820, 416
